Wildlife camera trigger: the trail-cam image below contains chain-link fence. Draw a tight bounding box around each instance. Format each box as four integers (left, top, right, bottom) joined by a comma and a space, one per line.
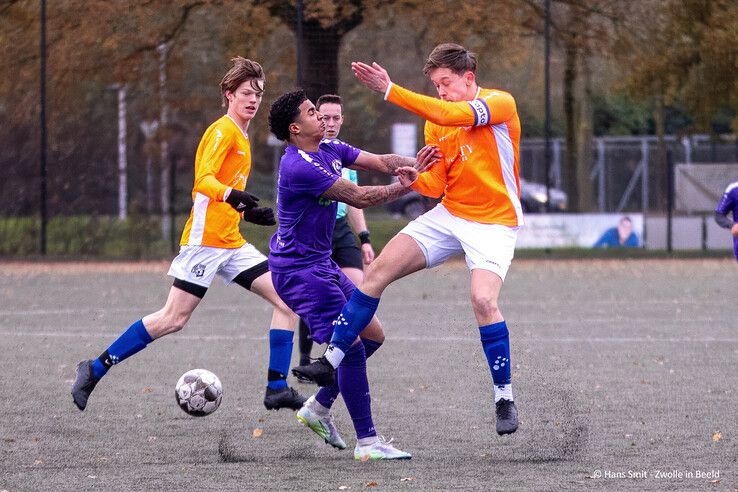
521, 135, 738, 214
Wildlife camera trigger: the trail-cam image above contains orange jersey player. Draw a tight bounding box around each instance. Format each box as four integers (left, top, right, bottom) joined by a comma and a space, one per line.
397, 85, 523, 226
294, 43, 522, 437
71, 57, 307, 414
179, 113, 255, 248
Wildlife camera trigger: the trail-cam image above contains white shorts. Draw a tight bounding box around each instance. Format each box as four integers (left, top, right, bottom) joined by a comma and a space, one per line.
400, 204, 518, 280
168, 243, 267, 288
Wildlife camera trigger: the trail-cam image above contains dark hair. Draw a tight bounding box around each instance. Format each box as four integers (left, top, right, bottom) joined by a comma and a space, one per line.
269, 89, 307, 141
316, 94, 342, 111
220, 57, 264, 107
422, 43, 477, 76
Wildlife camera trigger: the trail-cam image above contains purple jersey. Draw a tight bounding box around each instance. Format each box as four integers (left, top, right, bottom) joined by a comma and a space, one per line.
715, 181, 738, 223
269, 139, 361, 272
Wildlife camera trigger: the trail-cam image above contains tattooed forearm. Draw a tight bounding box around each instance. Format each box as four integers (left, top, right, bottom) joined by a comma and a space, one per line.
323, 180, 411, 209
379, 154, 416, 173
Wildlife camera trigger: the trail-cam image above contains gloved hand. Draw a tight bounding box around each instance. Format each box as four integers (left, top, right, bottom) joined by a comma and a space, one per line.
243, 207, 276, 226
225, 189, 259, 212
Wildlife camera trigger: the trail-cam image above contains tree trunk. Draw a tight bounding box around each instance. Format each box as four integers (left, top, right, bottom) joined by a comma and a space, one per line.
298, 25, 340, 100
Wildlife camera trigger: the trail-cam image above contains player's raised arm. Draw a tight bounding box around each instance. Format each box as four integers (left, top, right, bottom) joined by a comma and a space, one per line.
352, 61, 515, 128
321, 173, 416, 209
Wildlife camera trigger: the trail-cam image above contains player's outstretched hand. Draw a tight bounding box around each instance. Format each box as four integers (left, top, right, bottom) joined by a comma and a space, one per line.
242, 207, 276, 226
415, 145, 442, 173
225, 189, 259, 212
396, 166, 418, 187
351, 62, 391, 93
732, 223, 738, 238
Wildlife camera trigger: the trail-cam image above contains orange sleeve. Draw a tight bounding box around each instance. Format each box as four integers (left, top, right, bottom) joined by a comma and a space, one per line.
386, 83, 516, 127
410, 123, 447, 197
194, 127, 234, 201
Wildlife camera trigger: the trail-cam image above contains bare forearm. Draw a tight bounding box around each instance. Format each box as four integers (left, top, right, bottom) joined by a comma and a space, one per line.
324, 181, 410, 209
379, 154, 416, 173
346, 205, 368, 233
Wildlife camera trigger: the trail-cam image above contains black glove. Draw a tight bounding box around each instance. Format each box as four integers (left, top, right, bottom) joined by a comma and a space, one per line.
242, 207, 276, 226
225, 189, 259, 212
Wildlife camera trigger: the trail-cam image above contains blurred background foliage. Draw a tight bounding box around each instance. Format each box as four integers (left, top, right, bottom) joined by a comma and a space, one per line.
0, 0, 736, 255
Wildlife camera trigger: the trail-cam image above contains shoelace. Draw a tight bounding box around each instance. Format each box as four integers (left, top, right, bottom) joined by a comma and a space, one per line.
378, 435, 395, 446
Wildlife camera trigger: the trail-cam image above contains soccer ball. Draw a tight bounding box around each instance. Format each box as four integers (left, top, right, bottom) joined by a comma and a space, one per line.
174, 369, 223, 417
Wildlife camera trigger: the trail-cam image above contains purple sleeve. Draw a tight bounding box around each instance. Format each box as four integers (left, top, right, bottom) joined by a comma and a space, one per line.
715, 184, 738, 214
285, 152, 339, 197
331, 139, 361, 168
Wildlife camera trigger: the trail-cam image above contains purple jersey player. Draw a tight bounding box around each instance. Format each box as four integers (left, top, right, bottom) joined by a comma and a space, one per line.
714, 180, 738, 261
266, 89, 438, 461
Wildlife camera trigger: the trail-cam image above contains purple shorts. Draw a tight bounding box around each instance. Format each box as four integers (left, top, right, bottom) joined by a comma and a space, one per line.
272, 259, 356, 344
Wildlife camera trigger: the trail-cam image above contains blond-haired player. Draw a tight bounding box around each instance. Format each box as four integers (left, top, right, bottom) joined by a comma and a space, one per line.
72, 57, 306, 413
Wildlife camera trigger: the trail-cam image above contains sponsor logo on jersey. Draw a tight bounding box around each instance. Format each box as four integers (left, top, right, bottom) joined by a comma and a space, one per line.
318, 196, 334, 207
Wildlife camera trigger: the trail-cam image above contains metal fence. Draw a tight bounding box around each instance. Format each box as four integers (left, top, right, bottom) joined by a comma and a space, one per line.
521, 134, 738, 213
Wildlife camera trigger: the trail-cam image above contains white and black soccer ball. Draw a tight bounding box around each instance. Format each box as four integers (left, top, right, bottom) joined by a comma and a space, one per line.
174, 369, 223, 417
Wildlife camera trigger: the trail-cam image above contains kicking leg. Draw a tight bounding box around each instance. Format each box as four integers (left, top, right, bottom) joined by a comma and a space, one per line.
72, 283, 202, 411
295, 234, 424, 382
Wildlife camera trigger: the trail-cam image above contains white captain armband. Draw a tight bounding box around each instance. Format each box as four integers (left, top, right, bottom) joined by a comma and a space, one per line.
468, 99, 491, 126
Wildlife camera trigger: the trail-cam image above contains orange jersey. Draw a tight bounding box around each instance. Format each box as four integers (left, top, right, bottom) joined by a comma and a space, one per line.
180, 115, 251, 248
387, 83, 523, 226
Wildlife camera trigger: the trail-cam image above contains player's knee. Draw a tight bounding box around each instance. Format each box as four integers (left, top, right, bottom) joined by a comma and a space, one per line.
471, 292, 500, 319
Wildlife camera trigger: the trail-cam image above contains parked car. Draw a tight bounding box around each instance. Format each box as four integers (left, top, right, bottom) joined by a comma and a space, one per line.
519, 178, 568, 213
386, 178, 567, 218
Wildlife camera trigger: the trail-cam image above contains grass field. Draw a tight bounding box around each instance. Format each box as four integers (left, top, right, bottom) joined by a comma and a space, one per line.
1, 259, 736, 491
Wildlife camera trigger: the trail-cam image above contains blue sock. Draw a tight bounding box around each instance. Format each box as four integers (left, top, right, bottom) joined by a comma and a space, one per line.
315, 338, 383, 409
329, 289, 380, 353
479, 321, 511, 386
337, 342, 375, 439
91, 319, 153, 379
362, 338, 382, 359
267, 329, 293, 390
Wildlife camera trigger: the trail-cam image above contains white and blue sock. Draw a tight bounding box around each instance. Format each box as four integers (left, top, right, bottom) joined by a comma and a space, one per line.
267, 328, 294, 390
91, 319, 153, 379
479, 321, 513, 402
325, 289, 380, 367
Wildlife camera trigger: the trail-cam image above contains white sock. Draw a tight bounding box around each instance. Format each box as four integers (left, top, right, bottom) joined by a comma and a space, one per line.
494, 384, 513, 402
324, 344, 345, 368
306, 395, 330, 417
357, 435, 379, 447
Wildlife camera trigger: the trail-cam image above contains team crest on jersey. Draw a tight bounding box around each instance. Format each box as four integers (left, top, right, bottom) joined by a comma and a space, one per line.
331, 159, 341, 173
191, 263, 207, 278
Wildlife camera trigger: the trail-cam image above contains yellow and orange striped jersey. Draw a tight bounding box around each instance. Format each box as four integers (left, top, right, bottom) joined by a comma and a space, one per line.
387, 83, 523, 226
180, 115, 251, 248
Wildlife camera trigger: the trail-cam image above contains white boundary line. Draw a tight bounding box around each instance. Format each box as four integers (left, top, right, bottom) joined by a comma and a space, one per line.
1, 331, 737, 343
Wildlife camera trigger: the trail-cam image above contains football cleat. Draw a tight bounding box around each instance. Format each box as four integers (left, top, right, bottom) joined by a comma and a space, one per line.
495, 399, 519, 435
71, 360, 100, 411
294, 371, 316, 385
296, 398, 346, 450
263, 386, 307, 411
291, 356, 336, 387
354, 437, 411, 461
